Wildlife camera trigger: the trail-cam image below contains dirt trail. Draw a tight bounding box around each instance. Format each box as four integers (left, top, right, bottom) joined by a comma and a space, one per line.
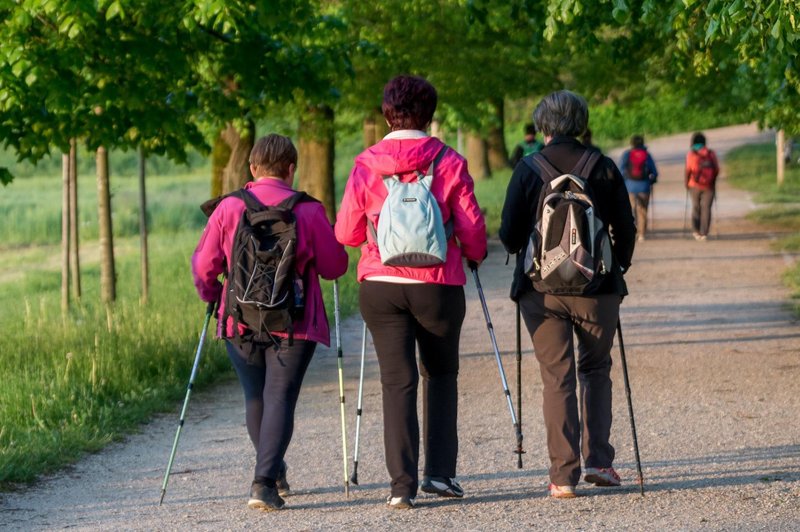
3, 124, 799, 531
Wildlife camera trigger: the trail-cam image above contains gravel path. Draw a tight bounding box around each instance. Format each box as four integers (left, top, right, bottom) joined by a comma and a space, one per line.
3, 124, 799, 531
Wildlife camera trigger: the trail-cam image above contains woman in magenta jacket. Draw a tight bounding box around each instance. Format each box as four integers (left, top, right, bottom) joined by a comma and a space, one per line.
192, 134, 348, 512
335, 76, 487, 509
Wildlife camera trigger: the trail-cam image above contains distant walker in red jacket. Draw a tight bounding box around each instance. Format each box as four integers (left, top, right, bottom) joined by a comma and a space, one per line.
335, 75, 488, 509
192, 134, 348, 512
685, 132, 720, 241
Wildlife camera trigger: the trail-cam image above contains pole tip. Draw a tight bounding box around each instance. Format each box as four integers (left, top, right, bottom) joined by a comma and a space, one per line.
158, 490, 165, 506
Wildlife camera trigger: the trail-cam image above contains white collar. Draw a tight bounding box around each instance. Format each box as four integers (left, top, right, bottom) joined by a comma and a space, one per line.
383, 129, 428, 140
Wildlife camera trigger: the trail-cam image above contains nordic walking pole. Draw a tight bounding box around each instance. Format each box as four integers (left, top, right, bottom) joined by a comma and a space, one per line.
470, 263, 524, 464
616, 319, 644, 496
515, 300, 523, 469
683, 188, 690, 237
333, 280, 350, 498
159, 301, 215, 505
350, 321, 367, 485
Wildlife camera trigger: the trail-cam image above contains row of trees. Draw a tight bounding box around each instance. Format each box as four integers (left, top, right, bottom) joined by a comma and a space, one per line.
1, 1, 797, 306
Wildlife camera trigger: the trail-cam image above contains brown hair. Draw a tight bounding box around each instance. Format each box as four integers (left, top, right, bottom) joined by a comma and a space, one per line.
249, 134, 297, 179
382, 75, 438, 131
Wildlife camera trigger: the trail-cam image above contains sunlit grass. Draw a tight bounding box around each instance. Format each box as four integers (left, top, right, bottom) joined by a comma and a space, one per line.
726, 142, 800, 312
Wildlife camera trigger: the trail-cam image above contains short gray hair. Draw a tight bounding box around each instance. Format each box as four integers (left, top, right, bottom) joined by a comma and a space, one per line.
533, 90, 588, 138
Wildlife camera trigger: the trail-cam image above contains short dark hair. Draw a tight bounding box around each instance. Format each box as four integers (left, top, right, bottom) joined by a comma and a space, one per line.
533, 90, 588, 138
691, 132, 706, 146
249, 134, 297, 179
631, 135, 644, 148
382, 75, 438, 131
524, 123, 537, 136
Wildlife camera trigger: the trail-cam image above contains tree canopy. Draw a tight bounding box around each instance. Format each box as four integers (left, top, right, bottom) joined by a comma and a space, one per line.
1, 0, 798, 184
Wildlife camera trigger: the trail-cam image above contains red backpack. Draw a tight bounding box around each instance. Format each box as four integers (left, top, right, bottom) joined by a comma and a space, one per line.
624, 148, 649, 180
694, 151, 718, 188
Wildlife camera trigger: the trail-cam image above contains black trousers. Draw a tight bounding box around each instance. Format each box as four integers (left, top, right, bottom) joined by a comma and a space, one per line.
226, 338, 316, 482
359, 281, 466, 498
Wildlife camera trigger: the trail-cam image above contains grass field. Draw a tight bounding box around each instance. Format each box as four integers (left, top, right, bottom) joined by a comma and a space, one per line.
726, 143, 800, 309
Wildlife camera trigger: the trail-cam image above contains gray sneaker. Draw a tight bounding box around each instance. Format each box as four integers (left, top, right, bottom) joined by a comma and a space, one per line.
420, 476, 464, 498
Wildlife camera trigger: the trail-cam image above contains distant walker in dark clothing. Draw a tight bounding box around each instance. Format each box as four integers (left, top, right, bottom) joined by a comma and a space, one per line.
510, 123, 545, 168
499, 90, 636, 499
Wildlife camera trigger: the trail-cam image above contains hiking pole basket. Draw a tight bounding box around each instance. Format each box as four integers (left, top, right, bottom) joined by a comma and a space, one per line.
333, 280, 350, 498
350, 321, 368, 485
616, 319, 645, 496
159, 301, 215, 505
470, 264, 524, 464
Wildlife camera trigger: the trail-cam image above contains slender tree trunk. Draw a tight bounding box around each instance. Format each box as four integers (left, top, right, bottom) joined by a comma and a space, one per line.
138, 146, 149, 304
61, 152, 70, 313
362, 107, 388, 148
220, 120, 255, 194
298, 105, 336, 222
466, 132, 491, 180
96, 146, 116, 303
69, 139, 81, 299
777, 129, 785, 186
210, 131, 231, 198
487, 98, 510, 171
431, 119, 443, 141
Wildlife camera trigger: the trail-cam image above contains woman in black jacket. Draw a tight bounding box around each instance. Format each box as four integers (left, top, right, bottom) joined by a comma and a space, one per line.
499, 90, 636, 498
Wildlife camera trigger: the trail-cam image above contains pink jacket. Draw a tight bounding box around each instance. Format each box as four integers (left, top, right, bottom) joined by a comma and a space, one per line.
192, 178, 348, 346
335, 135, 487, 284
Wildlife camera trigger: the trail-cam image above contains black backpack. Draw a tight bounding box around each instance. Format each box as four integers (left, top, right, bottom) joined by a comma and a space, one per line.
522, 151, 613, 295
201, 189, 310, 346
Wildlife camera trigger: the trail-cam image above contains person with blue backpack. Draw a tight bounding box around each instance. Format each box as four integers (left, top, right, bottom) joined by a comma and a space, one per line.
335, 75, 487, 509
619, 134, 658, 241
499, 90, 636, 499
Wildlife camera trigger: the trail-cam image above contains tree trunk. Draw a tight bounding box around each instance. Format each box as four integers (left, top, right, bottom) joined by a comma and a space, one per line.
487, 98, 510, 171
69, 139, 81, 299
777, 129, 785, 186
220, 120, 255, 194
61, 152, 70, 313
466, 132, 491, 180
431, 119, 443, 141
96, 146, 116, 303
362, 107, 388, 148
298, 105, 336, 222
138, 146, 149, 305
210, 131, 231, 198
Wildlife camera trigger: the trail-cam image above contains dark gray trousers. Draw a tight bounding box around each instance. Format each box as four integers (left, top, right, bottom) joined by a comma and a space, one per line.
690, 187, 715, 236
519, 291, 619, 486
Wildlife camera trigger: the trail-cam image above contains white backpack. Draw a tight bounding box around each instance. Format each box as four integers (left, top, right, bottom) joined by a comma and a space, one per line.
370, 146, 450, 267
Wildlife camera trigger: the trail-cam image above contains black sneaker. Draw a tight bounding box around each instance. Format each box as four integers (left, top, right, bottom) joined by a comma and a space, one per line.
248, 482, 285, 511
386, 495, 415, 509
420, 476, 464, 498
276, 462, 291, 497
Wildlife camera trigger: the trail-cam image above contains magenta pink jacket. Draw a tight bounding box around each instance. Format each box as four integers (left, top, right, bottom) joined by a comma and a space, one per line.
335, 135, 487, 284
192, 178, 348, 346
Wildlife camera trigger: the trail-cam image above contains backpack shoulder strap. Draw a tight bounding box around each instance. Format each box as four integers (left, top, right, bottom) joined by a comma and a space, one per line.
572, 150, 601, 178
528, 152, 561, 180
229, 188, 266, 212
276, 191, 313, 210
425, 146, 449, 177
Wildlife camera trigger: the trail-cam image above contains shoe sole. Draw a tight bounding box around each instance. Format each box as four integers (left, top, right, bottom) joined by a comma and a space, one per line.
387, 502, 414, 510
550, 491, 577, 499
248, 499, 284, 511
584, 473, 620, 487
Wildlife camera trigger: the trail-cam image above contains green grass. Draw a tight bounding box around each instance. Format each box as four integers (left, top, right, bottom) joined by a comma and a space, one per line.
726, 143, 800, 312
473, 168, 513, 237
0, 165, 361, 488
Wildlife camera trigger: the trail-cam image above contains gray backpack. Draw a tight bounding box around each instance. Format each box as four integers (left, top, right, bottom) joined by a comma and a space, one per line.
369, 146, 450, 267
522, 151, 613, 295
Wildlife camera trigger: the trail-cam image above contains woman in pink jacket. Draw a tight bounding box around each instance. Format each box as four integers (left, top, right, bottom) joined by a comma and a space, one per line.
336, 75, 487, 509
192, 134, 348, 512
